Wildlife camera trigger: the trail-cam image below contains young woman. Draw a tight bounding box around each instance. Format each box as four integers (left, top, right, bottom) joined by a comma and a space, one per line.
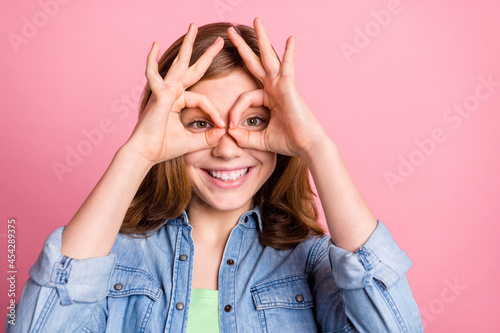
8, 18, 423, 332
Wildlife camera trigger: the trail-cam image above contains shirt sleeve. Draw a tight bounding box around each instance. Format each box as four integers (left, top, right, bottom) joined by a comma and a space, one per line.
6, 226, 115, 332
310, 220, 424, 333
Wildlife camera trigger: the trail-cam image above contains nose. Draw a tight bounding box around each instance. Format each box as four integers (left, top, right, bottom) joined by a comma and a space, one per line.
211, 131, 243, 160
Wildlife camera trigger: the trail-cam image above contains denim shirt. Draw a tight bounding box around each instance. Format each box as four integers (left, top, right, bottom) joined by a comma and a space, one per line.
7, 206, 423, 332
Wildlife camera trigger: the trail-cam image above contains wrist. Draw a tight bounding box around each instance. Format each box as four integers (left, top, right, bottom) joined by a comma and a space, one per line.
299, 131, 336, 163
117, 142, 156, 171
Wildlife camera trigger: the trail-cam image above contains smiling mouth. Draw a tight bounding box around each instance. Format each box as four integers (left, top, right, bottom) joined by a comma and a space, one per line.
205, 168, 250, 182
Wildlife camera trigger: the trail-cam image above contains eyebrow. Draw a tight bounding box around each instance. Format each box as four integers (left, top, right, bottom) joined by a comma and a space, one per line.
245, 106, 270, 115
180, 107, 211, 117
181, 105, 269, 119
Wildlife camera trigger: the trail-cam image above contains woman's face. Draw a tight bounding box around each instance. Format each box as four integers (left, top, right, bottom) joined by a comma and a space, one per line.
181, 69, 277, 213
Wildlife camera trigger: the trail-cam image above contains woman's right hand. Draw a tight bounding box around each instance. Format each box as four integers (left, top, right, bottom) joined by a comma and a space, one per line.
124, 23, 227, 166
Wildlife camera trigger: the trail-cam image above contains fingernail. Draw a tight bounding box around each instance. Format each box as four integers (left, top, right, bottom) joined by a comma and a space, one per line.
229, 121, 234, 129
220, 118, 226, 127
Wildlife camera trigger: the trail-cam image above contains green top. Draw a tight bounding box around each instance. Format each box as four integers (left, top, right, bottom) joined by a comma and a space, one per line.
186, 288, 220, 333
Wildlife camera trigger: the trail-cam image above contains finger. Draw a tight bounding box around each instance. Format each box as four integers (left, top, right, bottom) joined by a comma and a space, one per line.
227, 127, 267, 151
228, 89, 265, 129
169, 23, 198, 75
187, 127, 226, 152
146, 42, 166, 92
183, 36, 224, 88
227, 25, 267, 81
281, 36, 295, 79
253, 17, 281, 77
182, 91, 227, 128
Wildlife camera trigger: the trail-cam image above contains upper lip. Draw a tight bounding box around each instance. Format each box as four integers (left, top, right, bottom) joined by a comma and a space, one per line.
203, 166, 252, 172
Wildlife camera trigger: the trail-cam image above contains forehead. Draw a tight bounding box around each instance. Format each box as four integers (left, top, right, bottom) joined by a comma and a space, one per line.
187, 70, 261, 111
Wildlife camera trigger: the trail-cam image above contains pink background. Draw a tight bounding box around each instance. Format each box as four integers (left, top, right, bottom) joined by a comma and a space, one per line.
1, 0, 499, 331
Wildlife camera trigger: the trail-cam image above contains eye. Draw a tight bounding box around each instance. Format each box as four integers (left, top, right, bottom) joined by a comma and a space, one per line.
243, 116, 266, 127
187, 119, 214, 130
194, 120, 209, 128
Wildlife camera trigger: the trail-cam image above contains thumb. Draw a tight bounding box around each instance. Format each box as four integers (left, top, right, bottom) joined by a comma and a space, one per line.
206, 128, 227, 147
228, 128, 267, 151
186, 128, 226, 153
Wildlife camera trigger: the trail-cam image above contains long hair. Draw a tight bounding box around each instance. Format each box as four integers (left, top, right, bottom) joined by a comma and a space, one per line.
120, 22, 325, 249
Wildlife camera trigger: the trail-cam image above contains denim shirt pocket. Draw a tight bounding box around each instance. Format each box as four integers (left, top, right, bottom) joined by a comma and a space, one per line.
251, 274, 318, 333
84, 264, 163, 333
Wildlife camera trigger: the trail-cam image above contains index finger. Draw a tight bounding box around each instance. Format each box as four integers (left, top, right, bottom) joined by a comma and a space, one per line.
182, 91, 227, 128
228, 89, 265, 129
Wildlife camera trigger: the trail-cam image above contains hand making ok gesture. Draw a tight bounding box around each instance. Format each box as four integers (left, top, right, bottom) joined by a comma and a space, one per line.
227, 17, 327, 158
126, 23, 227, 165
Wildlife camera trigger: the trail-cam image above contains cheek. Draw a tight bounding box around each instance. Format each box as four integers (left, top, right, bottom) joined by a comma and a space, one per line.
182, 151, 204, 169
182, 153, 193, 167
182, 154, 201, 183
260, 152, 277, 176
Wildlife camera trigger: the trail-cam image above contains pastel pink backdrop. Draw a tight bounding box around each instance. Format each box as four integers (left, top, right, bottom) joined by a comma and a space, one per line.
1, 0, 499, 331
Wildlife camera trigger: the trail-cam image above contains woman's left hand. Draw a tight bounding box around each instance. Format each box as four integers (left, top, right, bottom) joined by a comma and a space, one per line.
227, 17, 328, 158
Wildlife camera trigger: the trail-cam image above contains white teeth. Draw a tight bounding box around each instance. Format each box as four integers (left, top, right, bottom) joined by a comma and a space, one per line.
208, 168, 249, 181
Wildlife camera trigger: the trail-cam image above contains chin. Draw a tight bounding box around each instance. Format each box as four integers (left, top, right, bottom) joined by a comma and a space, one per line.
192, 192, 253, 212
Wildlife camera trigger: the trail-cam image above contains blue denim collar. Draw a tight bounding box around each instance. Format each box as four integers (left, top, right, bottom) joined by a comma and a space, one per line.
173, 204, 263, 231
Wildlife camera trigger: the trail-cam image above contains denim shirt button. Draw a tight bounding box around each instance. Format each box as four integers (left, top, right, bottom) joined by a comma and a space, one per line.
295, 294, 304, 302
179, 254, 188, 261
224, 304, 232, 312
113, 283, 123, 291
226, 259, 235, 266
176, 302, 184, 310
244, 216, 249, 223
